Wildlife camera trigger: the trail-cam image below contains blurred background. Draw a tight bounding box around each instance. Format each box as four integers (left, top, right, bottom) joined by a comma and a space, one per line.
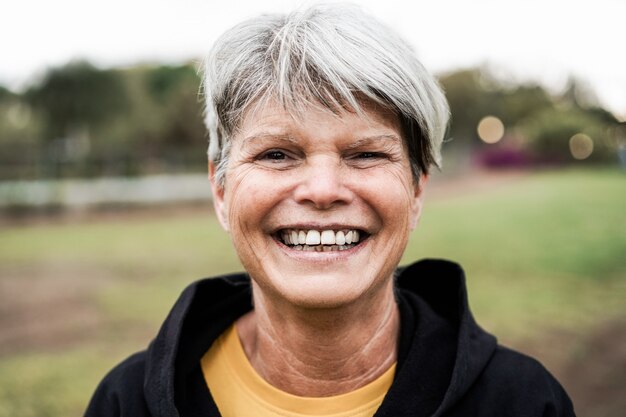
0, 0, 624, 416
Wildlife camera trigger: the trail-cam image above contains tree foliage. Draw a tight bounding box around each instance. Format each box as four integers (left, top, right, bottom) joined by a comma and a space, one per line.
439, 68, 623, 165
26, 61, 129, 140
0, 61, 623, 180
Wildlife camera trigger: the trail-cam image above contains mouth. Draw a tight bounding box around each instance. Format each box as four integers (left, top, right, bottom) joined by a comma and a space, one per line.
274, 228, 369, 252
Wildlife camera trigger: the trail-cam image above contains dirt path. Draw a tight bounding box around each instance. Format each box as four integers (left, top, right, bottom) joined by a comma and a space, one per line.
0, 264, 109, 356
516, 319, 626, 417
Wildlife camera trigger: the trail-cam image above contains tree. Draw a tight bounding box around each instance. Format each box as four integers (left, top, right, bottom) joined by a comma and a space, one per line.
26, 60, 129, 140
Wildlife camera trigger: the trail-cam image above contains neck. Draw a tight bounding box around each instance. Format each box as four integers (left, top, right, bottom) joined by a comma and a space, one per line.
236, 280, 400, 397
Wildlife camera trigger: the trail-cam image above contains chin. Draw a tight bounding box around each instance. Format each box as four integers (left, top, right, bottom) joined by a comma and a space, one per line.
253, 266, 394, 311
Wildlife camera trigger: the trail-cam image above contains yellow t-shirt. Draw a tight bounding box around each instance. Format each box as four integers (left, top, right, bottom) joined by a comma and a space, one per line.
201, 324, 396, 417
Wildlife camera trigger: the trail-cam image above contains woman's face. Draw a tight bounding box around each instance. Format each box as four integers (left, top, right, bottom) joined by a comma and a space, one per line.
211, 100, 425, 309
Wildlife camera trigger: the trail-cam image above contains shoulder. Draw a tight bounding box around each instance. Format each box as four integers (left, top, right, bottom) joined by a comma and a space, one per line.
456, 345, 576, 417
84, 351, 151, 417
487, 346, 559, 384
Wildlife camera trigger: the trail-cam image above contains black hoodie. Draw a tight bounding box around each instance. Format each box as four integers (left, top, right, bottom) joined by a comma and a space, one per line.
85, 259, 575, 416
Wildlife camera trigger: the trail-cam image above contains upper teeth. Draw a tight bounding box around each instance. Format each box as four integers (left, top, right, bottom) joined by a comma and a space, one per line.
281, 229, 361, 246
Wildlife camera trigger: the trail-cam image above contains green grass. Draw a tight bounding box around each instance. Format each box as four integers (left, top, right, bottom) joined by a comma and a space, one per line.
0, 168, 624, 416
0, 213, 240, 276
403, 168, 626, 338
0, 347, 123, 417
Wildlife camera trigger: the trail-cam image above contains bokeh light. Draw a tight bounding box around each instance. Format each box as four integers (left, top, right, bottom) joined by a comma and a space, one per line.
477, 116, 505, 144
569, 133, 594, 160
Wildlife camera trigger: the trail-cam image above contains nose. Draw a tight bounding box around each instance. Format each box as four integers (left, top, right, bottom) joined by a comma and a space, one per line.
293, 156, 354, 209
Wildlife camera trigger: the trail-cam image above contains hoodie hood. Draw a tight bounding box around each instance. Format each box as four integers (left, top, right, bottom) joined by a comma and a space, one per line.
391, 260, 497, 416
143, 259, 497, 417
144, 273, 253, 417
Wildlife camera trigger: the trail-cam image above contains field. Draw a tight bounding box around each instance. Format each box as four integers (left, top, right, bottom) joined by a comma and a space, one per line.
0, 168, 624, 417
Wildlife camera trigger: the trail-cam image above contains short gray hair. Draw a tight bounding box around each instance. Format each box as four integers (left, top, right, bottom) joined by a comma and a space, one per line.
202, 3, 449, 185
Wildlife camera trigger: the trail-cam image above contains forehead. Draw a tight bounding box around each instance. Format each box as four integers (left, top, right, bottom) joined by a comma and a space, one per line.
234, 98, 403, 145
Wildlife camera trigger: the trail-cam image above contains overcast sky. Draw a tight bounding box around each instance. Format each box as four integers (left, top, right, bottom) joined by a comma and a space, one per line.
2, 0, 625, 119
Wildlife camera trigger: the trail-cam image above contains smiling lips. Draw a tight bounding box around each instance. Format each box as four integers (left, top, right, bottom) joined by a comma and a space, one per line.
278, 229, 364, 252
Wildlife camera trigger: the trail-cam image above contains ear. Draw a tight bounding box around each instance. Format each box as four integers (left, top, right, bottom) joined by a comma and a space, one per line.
409, 175, 428, 231
209, 161, 229, 232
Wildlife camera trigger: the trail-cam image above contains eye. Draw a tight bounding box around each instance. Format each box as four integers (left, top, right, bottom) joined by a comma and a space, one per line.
255, 149, 300, 168
345, 150, 393, 168
356, 152, 382, 159
261, 150, 287, 161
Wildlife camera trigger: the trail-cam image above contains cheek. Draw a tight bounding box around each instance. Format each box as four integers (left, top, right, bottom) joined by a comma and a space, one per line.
356, 168, 416, 225
225, 182, 272, 273
226, 193, 261, 240
224, 169, 291, 238
224, 168, 261, 221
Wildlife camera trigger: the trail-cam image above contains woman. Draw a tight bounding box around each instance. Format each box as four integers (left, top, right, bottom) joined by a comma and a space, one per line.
86, 4, 575, 416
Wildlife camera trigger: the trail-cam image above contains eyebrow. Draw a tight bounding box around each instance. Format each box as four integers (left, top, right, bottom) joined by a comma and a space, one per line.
344, 134, 402, 150
240, 132, 298, 146
240, 132, 402, 148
